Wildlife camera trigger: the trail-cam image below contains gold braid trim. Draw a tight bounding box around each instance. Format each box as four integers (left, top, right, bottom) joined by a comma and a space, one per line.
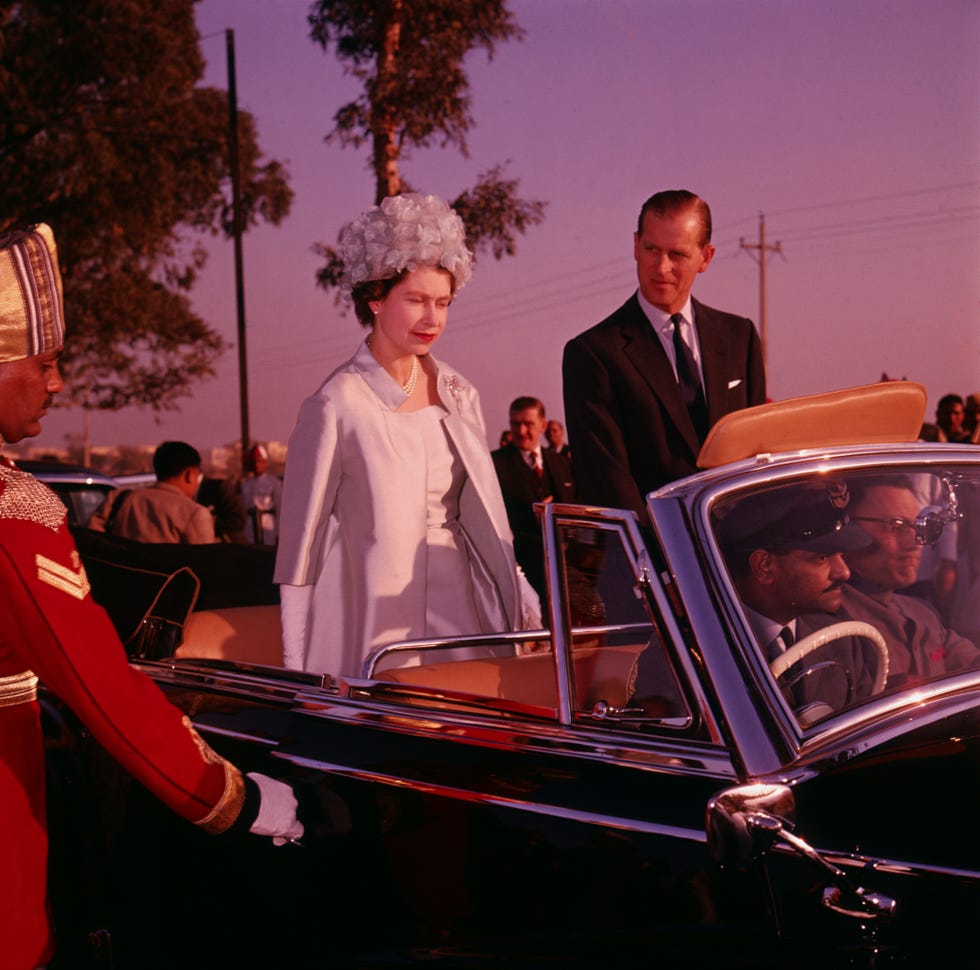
181, 716, 246, 834
0, 463, 67, 531
0, 669, 38, 707
195, 759, 246, 835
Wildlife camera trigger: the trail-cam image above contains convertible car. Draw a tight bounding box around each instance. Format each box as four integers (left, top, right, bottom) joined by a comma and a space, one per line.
43, 383, 979, 969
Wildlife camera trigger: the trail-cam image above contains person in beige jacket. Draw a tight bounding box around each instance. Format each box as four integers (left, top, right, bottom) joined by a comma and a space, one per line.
88, 440, 215, 543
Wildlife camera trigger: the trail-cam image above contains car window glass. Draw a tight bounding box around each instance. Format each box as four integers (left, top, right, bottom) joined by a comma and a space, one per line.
72, 486, 113, 527
557, 522, 689, 726
710, 465, 980, 729
44, 482, 112, 528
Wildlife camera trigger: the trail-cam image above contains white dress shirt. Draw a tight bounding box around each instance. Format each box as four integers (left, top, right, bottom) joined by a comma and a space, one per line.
636, 290, 704, 386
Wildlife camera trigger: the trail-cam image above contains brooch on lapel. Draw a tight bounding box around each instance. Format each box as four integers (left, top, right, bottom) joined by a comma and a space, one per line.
444, 374, 465, 414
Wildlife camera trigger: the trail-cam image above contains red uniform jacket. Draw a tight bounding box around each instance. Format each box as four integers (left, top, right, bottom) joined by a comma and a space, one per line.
0, 459, 245, 969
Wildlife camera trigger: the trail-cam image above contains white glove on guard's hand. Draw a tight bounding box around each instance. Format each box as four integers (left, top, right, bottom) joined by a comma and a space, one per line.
247, 771, 304, 845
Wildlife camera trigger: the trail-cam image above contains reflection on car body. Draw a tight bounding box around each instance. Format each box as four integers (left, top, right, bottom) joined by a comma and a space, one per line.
43, 383, 980, 969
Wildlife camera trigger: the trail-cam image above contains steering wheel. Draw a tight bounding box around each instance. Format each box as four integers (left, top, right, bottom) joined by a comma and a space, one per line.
769, 621, 889, 697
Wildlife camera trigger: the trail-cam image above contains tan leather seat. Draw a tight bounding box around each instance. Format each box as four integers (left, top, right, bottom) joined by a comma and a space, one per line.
176, 605, 284, 667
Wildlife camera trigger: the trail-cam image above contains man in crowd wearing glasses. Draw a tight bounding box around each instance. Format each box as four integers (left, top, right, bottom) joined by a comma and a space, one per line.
840, 477, 980, 688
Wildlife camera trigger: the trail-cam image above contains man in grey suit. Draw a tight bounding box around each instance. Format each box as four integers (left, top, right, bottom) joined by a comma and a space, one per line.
563, 190, 766, 525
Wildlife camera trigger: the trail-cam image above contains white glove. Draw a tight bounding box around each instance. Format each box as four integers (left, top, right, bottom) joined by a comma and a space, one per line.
280, 584, 313, 670
518, 568, 542, 630
247, 772, 304, 846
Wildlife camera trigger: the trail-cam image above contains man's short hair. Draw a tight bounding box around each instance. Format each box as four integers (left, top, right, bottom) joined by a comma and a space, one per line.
509, 396, 545, 418
637, 190, 712, 247
847, 474, 917, 508
153, 441, 202, 481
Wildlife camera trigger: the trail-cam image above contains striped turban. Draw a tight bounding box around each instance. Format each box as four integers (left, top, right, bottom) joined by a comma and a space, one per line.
0, 224, 65, 364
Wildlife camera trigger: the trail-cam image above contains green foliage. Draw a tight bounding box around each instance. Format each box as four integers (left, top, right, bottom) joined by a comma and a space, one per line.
308, 0, 545, 292
0, 0, 293, 412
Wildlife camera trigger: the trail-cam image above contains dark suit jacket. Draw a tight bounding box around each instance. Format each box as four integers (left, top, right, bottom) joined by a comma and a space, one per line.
562, 294, 765, 523
491, 444, 575, 598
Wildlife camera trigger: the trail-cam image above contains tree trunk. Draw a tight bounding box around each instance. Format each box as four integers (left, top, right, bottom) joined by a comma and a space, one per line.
372, 0, 404, 202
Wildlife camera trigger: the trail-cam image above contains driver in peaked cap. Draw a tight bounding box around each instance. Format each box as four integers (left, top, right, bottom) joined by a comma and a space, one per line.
0, 224, 303, 970
715, 480, 881, 715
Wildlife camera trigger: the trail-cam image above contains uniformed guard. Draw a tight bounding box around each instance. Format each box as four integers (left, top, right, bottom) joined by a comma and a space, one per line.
0, 224, 303, 970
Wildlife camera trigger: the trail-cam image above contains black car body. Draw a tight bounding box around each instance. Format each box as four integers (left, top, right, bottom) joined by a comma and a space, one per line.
42, 386, 980, 969
19, 460, 118, 527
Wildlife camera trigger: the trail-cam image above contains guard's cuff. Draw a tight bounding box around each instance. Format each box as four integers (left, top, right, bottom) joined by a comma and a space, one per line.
215, 772, 262, 838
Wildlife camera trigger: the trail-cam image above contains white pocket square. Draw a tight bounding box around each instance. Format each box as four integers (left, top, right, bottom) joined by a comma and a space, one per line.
727, 379, 742, 389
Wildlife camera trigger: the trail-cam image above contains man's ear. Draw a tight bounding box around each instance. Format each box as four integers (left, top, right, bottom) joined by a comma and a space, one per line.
181, 466, 200, 493
748, 548, 775, 584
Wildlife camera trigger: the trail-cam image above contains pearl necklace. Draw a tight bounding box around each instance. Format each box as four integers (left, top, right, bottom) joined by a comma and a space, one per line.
402, 355, 420, 396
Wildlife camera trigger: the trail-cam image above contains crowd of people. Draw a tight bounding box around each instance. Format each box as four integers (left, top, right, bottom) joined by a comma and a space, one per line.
1, 189, 977, 968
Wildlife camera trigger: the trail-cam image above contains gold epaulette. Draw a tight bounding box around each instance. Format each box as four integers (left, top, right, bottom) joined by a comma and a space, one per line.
0, 463, 67, 531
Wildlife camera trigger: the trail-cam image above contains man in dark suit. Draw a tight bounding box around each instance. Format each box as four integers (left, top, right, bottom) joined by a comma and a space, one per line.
563, 189, 766, 526
715, 483, 880, 718
492, 396, 576, 601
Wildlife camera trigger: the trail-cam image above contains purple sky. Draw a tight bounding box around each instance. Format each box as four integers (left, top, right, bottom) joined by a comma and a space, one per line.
41, 0, 980, 457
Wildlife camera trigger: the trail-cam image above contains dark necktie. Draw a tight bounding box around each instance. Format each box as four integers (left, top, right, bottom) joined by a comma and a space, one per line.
671, 313, 708, 440
767, 625, 795, 662
525, 450, 543, 481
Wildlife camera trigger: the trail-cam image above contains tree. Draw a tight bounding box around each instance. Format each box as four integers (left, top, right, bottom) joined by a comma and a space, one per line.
307, 0, 545, 291
0, 0, 293, 414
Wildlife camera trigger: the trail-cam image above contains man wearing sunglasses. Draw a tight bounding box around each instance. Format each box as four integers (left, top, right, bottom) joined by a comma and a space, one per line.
841, 476, 980, 688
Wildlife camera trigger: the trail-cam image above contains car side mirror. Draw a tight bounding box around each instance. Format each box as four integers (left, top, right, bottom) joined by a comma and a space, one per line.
916, 477, 962, 546
706, 783, 796, 869
706, 783, 897, 922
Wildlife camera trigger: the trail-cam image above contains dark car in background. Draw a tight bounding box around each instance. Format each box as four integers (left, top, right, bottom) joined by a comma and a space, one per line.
18, 460, 118, 527
42, 384, 980, 969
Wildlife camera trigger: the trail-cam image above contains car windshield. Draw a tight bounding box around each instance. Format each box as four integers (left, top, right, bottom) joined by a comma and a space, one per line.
710, 463, 980, 728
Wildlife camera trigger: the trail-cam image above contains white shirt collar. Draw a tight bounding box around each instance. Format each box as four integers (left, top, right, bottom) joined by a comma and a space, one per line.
636, 290, 695, 332
635, 291, 701, 375
742, 603, 797, 650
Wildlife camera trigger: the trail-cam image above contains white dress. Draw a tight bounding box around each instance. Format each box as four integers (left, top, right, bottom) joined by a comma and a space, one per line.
417, 404, 501, 637
383, 405, 509, 667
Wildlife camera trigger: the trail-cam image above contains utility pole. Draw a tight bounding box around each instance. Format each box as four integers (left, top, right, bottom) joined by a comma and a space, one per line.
226, 29, 250, 464
739, 213, 782, 373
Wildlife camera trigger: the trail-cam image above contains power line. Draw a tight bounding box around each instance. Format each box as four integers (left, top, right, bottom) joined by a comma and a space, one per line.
244, 183, 980, 374
765, 181, 979, 218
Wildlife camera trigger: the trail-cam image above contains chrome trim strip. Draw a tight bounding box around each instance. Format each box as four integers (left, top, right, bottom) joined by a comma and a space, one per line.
782, 845, 980, 884
192, 724, 280, 747
284, 695, 736, 778
273, 752, 709, 845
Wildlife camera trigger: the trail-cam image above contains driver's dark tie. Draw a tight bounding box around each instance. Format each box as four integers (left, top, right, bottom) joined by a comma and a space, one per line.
768, 625, 795, 661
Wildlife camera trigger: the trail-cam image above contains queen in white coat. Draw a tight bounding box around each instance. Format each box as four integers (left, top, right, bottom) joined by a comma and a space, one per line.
275, 194, 539, 677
